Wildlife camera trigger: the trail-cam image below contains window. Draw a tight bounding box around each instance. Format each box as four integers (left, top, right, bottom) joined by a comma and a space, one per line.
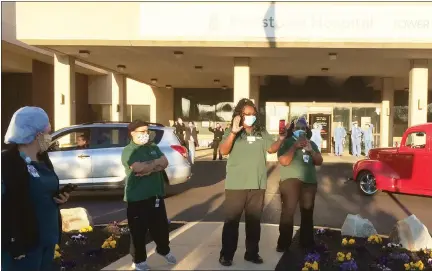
405, 132, 427, 149
50, 129, 91, 152
92, 128, 129, 149
127, 105, 151, 122
90, 104, 111, 121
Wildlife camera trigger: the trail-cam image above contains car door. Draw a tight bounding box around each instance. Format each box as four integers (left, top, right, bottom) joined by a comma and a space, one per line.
396, 130, 428, 194
89, 126, 129, 188
48, 128, 93, 188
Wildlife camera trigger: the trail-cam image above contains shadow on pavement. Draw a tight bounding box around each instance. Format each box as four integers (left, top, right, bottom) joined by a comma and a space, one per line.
166, 161, 227, 196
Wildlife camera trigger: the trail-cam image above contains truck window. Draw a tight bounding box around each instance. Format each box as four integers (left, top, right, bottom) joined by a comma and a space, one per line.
404, 132, 426, 149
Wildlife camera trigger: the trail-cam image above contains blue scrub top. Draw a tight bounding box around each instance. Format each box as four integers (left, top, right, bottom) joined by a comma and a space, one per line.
1, 154, 60, 246
29, 160, 60, 245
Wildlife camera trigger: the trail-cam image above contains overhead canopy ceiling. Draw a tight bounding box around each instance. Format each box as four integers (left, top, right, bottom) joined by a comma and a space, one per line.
42, 45, 432, 89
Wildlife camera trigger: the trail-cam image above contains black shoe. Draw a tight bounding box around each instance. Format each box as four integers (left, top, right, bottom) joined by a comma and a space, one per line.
212, 158, 216, 161
276, 246, 286, 253
244, 254, 264, 264
219, 256, 232, 266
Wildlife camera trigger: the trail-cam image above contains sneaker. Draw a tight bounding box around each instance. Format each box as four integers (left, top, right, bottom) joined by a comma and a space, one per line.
134, 261, 150, 271
161, 252, 177, 264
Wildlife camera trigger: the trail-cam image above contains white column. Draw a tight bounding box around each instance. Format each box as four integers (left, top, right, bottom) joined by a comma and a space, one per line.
408, 59, 429, 127
380, 78, 394, 147
54, 54, 75, 130
233, 57, 250, 105
109, 73, 126, 121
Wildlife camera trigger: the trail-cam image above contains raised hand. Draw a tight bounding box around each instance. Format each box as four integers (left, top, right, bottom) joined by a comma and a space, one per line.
231, 116, 243, 134
304, 141, 313, 152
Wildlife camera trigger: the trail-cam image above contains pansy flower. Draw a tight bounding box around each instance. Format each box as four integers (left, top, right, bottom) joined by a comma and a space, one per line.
79, 226, 93, 233
367, 234, 383, 244
101, 235, 117, 249
342, 238, 356, 246
404, 260, 425, 270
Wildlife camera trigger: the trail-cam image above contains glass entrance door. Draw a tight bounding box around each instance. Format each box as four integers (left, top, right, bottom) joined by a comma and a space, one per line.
309, 114, 332, 153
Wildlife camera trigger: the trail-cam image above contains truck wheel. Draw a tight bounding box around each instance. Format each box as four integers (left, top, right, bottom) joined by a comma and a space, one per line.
357, 170, 378, 196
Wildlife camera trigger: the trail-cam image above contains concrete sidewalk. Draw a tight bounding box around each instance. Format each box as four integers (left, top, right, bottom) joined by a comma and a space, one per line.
102, 222, 291, 270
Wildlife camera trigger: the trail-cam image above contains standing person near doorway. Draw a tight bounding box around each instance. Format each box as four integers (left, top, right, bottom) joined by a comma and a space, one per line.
122, 120, 176, 271
363, 123, 374, 157
351, 121, 363, 157
185, 121, 199, 163
209, 123, 224, 160
310, 122, 322, 152
173, 118, 186, 146
334, 122, 347, 156
276, 117, 323, 253
218, 98, 285, 267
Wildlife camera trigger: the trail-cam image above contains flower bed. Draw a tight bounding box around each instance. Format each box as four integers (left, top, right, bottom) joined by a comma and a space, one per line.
277, 228, 432, 271
53, 222, 184, 271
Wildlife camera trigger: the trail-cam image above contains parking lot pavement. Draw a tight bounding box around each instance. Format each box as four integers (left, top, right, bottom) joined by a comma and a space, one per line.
63, 156, 432, 234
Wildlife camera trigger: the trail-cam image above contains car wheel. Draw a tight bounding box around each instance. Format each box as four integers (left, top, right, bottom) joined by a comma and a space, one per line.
357, 170, 378, 196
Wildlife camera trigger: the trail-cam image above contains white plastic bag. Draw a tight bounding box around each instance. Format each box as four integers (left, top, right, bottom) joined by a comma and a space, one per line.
389, 215, 432, 251
341, 214, 378, 238
60, 207, 93, 233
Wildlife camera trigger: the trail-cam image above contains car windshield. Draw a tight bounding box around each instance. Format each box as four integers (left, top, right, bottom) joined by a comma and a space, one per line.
405, 131, 426, 149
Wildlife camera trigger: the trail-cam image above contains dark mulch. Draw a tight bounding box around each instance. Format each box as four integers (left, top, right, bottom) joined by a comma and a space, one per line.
53, 222, 184, 271
276, 228, 432, 271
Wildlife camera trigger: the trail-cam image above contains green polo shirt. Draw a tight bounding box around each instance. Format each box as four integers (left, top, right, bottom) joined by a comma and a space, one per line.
277, 137, 320, 184
121, 141, 165, 202
223, 128, 275, 190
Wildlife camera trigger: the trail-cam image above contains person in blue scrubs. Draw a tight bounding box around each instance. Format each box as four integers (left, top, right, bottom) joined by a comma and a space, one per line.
351, 121, 363, 157
334, 122, 347, 156
2, 107, 70, 271
363, 123, 374, 157
310, 123, 322, 152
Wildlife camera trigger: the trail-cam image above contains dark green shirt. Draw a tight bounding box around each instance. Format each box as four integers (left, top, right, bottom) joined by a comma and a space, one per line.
121, 141, 165, 202
223, 128, 275, 190
277, 137, 320, 184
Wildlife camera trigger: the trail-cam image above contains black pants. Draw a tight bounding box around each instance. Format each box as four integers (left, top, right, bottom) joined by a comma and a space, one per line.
220, 189, 265, 260
212, 140, 223, 160
127, 197, 170, 263
277, 179, 317, 250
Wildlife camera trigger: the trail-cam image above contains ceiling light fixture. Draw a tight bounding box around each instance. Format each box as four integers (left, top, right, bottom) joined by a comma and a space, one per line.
174, 51, 184, 59
214, 79, 220, 85
151, 78, 158, 84
321, 67, 329, 72
165, 85, 172, 89
328, 53, 338, 60
194, 65, 203, 71
117, 65, 126, 72
78, 50, 90, 58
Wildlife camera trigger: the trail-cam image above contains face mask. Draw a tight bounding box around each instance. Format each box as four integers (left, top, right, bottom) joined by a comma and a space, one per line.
293, 130, 306, 138
243, 115, 256, 127
37, 133, 52, 153
136, 133, 150, 145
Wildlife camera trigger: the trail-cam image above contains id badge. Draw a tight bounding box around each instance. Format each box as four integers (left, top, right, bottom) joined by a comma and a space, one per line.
302, 154, 310, 163
247, 136, 256, 143
27, 165, 40, 177
155, 198, 160, 208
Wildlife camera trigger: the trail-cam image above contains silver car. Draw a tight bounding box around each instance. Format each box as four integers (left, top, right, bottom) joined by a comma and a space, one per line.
48, 122, 192, 190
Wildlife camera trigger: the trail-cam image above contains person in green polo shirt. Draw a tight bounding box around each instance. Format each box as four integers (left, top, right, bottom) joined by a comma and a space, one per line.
121, 120, 176, 271
218, 98, 285, 267
276, 117, 323, 253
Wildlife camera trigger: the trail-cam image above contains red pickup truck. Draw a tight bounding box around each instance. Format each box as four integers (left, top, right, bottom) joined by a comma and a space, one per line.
352, 123, 432, 197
